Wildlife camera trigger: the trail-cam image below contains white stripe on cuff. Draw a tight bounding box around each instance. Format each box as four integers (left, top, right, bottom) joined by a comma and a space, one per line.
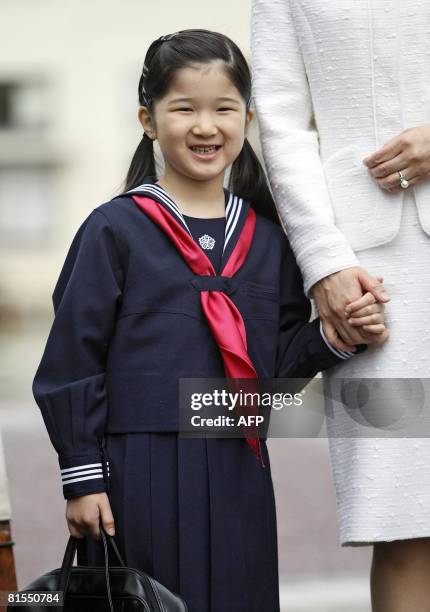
61, 474, 105, 486
319, 320, 354, 360
61, 462, 105, 486
62, 468, 103, 482
61, 463, 102, 474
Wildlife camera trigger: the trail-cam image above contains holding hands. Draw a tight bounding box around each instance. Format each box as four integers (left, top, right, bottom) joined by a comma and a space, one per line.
312, 267, 390, 354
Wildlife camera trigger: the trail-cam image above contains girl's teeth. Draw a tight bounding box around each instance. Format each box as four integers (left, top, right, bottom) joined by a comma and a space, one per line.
192, 146, 218, 153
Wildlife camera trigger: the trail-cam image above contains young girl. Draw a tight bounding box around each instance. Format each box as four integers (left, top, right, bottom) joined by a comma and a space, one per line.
33, 29, 387, 612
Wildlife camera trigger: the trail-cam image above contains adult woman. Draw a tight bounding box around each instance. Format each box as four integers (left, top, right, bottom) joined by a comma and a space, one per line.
251, 2, 430, 610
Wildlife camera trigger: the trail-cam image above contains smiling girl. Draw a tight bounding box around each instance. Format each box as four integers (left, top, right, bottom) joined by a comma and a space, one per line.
32, 30, 385, 611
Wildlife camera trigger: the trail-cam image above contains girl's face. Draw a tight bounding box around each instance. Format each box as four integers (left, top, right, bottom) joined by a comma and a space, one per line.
139, 61, 253, 185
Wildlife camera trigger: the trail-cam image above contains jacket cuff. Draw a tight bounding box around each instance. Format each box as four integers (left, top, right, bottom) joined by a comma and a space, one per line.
319, 319, 355, 360
316, 318, 367, 367
59, 452, 110, 500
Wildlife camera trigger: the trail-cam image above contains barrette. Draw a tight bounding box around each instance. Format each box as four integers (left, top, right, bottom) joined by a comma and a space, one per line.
159, 32, 180, 42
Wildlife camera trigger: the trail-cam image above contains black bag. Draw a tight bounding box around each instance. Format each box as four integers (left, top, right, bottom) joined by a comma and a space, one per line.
8, 525, 188, 611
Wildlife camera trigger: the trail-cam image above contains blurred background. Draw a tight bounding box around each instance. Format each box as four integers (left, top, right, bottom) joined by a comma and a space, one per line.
0, 1, 372, 610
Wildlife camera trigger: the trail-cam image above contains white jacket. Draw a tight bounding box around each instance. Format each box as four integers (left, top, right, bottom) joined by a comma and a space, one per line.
251, 0, 430, 295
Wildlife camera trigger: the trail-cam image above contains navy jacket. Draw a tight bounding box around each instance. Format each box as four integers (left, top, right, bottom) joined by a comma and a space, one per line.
33, 178, 360, 499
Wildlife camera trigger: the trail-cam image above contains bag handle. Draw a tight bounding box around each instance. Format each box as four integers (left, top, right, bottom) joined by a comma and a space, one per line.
58, 520, 126, 611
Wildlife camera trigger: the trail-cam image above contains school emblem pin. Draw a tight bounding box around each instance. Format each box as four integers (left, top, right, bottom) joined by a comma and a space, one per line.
199, 234, 216, 250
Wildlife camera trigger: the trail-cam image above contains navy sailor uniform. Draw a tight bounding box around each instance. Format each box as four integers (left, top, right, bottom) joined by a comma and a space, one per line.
32, 176, 362, 612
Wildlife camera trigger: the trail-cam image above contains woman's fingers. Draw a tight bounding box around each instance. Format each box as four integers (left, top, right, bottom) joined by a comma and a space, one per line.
363, 136, 403, 167
365, 125, 430, 192
345, 291, 376, 314
374, 169, 421, 192
366, 152, 406, 178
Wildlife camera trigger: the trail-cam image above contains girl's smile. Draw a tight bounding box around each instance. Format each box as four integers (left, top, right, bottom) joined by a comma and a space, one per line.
188, 143, 223, 160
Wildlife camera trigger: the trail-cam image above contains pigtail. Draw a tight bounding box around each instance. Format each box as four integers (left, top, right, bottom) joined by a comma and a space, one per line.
123, 134, 156, 192
229, 138, 280, 225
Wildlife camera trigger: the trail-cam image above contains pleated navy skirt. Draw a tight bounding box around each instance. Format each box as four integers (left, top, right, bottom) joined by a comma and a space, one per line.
77, 434, 280, 612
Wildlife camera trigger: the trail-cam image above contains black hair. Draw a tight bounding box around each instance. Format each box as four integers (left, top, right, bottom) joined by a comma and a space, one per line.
123, 29, 280, 225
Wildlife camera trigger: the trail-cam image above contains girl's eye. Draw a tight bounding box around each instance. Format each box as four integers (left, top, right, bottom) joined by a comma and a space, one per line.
175, 107, 193, 112
218, 107, 233, 112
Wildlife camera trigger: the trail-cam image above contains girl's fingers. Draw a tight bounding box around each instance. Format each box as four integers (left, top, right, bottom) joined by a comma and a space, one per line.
362, 323, 386, 334
348, 314, 384, 327
99, 497, 116, 537
345, 291, 376, 314
67, 522, 85, 539
347, 303, 384, 319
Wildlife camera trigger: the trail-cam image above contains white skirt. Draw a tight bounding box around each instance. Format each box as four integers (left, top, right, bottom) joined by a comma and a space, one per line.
324, 189, 430, 545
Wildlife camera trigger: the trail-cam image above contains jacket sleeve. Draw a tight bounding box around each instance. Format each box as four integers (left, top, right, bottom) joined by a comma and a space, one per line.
32, 209, 123, 500
251, 0, 359, 296
275, 237, 366, 379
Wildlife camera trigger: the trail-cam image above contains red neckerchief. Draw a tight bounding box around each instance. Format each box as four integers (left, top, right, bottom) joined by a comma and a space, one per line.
132, 195, 265, 467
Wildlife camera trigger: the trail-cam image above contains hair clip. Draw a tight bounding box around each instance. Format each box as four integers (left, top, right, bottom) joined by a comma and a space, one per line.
159, 32, 179, 42
141, 85, 151, 107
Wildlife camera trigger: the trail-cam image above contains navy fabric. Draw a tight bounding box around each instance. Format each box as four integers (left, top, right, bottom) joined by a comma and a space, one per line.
183, 215, 226, 273
77, 434, 279, 612
32, 175, 363, 611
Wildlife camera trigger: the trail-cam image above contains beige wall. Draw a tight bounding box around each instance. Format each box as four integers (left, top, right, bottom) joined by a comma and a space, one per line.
0, 433, 12, 520
1, 0, 255, 316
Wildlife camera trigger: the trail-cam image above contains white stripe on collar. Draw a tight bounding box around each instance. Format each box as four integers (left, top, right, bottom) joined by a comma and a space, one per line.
128, 182, 243, 256
224, 195, 243, 253
225, 191, 234, 217
127, 183, 192, 234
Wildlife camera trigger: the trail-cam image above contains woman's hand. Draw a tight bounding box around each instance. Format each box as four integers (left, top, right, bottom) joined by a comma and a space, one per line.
311, 266, 390, 353
345, 292, 389, 341
66, 492, 115, 540
363, 123, 430, 192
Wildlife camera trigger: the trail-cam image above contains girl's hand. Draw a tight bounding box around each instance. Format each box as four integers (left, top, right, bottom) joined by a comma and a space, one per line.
363, 123, 430, 192
345, 292, 389, 343
66, 492, 115, 540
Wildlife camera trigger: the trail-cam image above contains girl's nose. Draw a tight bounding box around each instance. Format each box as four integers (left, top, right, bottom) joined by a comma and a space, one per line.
192, 116, 218, 137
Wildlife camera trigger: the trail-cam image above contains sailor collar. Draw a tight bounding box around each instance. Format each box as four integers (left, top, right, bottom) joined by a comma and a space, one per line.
123, 177, 251, 267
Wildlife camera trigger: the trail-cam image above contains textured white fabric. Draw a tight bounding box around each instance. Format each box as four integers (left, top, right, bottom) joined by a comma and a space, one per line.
324, 190, 430, 544
251, 0, 430, 544
251, 0, 430, 295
